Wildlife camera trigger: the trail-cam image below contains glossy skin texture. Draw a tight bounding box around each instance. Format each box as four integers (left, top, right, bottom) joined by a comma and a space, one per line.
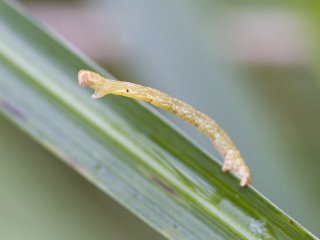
78, 70, 251, 186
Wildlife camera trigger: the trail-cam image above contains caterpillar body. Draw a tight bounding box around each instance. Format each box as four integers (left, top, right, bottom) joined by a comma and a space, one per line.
78, 70, 251, 186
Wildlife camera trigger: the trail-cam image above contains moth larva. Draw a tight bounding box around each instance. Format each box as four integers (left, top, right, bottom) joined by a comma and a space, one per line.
78, 70, 251, 186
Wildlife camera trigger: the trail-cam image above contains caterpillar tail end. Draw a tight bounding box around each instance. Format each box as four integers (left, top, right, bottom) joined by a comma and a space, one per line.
222, 160, 251, 187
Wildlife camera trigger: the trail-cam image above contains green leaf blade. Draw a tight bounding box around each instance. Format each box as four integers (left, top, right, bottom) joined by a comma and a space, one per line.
0, 1, 317, 239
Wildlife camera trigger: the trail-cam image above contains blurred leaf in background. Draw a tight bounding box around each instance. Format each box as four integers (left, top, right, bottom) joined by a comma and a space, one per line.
5, 0, 320, 238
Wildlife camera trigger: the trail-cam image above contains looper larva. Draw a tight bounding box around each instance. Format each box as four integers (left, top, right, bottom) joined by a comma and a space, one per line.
78, 70, 251, 186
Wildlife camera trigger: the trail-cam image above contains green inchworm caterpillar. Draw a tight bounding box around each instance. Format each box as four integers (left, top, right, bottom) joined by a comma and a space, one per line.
78, 70, 251, 186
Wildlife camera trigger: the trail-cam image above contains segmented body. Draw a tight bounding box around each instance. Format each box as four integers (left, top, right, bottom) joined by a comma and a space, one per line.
78, 70, 251, 186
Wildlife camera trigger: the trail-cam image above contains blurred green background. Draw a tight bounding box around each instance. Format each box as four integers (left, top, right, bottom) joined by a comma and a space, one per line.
1, 0, 319, 238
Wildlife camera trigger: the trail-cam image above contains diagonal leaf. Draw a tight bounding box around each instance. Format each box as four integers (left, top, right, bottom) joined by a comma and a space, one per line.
0, 1, 317, 239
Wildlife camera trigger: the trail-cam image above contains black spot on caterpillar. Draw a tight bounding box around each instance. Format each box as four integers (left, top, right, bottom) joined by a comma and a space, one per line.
78, 70, 251, 186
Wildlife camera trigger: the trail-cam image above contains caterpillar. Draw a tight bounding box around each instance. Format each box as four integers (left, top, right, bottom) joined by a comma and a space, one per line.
78, 70, 251, 186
